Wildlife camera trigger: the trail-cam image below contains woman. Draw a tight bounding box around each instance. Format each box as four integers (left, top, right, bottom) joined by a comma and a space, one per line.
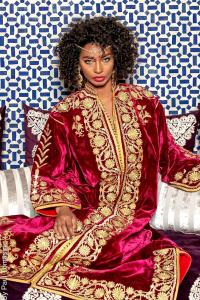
0, 17, 200, 300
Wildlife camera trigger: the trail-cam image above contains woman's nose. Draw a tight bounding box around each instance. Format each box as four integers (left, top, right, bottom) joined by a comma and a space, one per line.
94, 61, 103, 74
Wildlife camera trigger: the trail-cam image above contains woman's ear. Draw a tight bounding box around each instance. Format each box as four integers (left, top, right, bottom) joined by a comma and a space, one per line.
77, 65, 84, 88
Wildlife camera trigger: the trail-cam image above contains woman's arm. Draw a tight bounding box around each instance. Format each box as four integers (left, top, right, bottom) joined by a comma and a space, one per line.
30, 111, 81, 238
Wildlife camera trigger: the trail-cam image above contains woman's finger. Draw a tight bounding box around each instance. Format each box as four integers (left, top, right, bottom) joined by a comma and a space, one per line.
61, 220, 71, 239
66, 217, 74, 237
71, 216, 77, 235
54, 221, 59, 236
54, 221, 64, 239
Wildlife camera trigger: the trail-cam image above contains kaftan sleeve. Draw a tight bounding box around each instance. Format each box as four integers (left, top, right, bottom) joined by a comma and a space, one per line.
157, 100, 200, 191
30, 111, 82, 216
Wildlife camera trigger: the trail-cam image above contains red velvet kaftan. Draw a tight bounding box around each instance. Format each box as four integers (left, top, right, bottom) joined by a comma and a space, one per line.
0, 83, 200, 300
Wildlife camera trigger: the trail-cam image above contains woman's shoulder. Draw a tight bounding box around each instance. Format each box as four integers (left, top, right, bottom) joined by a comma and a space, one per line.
46, 90, 82, 126
118, 83, 156, 98
117, 83, 159, 108
51, 90, 81, 114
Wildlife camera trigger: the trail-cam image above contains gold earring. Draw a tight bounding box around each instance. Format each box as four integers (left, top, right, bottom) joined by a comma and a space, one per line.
77, 66, 83, 89
111, 70, 116, 88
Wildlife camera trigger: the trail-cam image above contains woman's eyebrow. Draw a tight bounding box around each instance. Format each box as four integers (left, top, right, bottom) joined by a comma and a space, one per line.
82, 56, 94, 59
81, 54, 112, 59
102, 53, 112, 57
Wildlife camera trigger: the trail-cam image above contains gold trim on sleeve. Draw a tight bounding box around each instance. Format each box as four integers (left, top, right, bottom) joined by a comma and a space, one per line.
170, 165, 200, 191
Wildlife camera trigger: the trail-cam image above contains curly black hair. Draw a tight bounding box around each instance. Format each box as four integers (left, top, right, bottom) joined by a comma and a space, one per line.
55, 16, 138, 88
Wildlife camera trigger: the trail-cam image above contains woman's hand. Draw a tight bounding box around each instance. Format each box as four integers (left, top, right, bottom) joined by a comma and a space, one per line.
54, 206, 77, 239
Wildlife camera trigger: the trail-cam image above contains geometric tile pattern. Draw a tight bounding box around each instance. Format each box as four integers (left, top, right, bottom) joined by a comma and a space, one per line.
0, 0, 199, 169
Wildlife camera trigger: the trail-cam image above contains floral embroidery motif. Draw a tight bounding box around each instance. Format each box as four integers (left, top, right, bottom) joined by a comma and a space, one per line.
0, 230, 20, 273
36, 248, 178, 300
174, 165, 200, 183
27, 109, 49, 140
166, 114, 197, 147
172, 165, 200, 191
31, 121, 80, 210
31, 122, 52, 205
33, 123, 52, 170
22, 288, 62, 300
72, 115, 84, 137
0, 229, 62, 281
130, 85, 154, 100
52, 94, 80, 113
137, 105, 152, 124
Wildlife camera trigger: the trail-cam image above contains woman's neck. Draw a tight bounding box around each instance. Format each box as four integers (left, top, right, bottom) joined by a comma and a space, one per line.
96, 80, 113, 104
95, 80, 115, 119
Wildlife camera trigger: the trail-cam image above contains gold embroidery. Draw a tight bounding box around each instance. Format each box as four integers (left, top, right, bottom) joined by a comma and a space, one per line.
92, 119, 102, 129
172, 165, 200, 191
137, 104, 152, 124
127, 128, 140, 140
174, 172, 183, 181
0, 230, 62, 282
117, 91, 130, 102
72, 115, 84, 137
34, 248, 178, 300
130, 90, 143, 100
83, 97, 94, 109
143, 89, 154, 98
34, 124, 51, 169
32, 186, 80, 210
96, 94, 125, 173
189, 170, 200, 181
31, 115, 81, 211
0, 217, 14, 226
31, 92, 87, 211
0, 230, 20, 274
30, 235, 81, 286
52, 85, 143, 267
54, 102, 70, 112
52, 94, 80, 112
130, 85, 154, 101
121, 113, 131, 123
93, 135, 106, 147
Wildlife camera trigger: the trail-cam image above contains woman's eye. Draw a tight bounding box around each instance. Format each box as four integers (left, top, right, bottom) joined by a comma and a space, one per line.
103, 57, 111, 62
84, 59, 93, 64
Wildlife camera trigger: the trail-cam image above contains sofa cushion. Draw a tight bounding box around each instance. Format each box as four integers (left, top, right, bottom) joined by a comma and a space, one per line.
150, 179, 200, 233
0, 166, 36, 217
24, 104, 49, 166
166, 108, 200, 152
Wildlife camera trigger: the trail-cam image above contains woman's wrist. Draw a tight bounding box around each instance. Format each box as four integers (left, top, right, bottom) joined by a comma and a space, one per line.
55, 206, 70, 214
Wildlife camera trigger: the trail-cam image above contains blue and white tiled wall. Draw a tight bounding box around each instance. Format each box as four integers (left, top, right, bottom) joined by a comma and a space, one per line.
0, 0, 199, 169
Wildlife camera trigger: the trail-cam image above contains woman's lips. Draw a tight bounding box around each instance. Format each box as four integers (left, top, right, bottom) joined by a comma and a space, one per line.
92, 76, 106, 82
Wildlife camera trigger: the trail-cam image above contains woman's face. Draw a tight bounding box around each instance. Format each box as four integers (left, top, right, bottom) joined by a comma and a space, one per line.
79, 43, 114, 88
